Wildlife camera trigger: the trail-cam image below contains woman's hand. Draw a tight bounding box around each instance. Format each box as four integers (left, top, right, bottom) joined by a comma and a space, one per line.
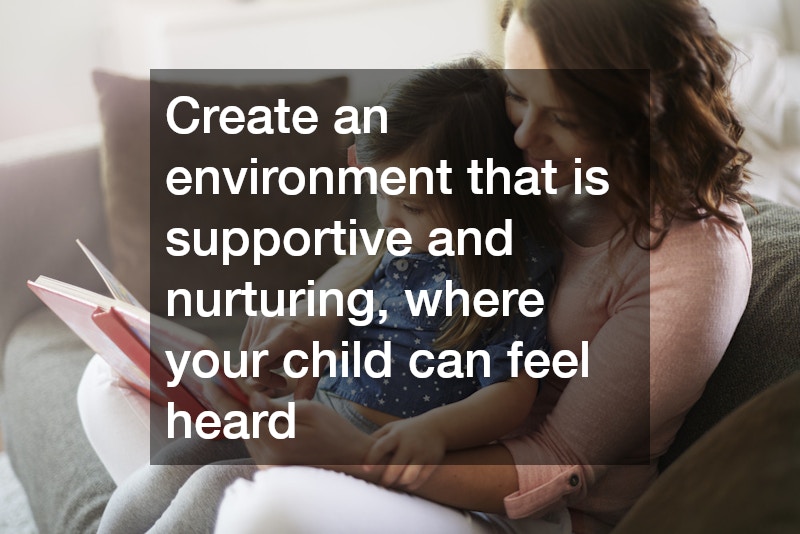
204, 382, 375, 467
239, 303, 346, 400
363, 418, 445, 490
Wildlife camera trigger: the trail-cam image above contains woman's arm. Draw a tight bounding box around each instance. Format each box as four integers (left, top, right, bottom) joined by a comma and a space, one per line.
499, 213, 753, 519
204, 382, 519, 513
211, 217, 751, 523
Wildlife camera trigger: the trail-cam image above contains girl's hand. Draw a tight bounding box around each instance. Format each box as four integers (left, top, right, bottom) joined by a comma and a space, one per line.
204, 382, 375, 467
363, 418, 446, 490
204, 381, 517, 513
239, 306, 345, 400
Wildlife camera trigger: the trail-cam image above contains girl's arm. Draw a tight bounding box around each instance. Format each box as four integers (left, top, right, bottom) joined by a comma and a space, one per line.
224, 252, 523, 512
240, 254, 370, 398
355, 444, 519, 514
363, 376, 537, 487
204, 381, 518, 513
418, 375, 537, 450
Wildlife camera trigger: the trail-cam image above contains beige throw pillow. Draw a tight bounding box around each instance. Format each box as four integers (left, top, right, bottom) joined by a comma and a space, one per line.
92, 70, 351, 314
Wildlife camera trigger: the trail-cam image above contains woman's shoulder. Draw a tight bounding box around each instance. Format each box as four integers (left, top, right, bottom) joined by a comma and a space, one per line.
648, 201, 753, 324
577, 201, 754, 310
655, 201, 753, 273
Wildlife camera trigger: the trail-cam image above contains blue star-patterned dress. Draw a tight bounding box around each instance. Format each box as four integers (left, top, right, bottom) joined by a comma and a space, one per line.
319, 242, 558, 418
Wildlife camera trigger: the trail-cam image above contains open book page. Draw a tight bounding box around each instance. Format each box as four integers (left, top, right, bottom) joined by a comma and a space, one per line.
77, 239, 145, 309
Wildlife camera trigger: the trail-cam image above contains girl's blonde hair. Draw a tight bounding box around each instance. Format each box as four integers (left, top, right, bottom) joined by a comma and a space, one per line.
354, 56, 558, 351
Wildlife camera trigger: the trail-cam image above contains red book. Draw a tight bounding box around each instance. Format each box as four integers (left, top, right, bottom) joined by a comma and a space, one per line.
27, 241, 248, 415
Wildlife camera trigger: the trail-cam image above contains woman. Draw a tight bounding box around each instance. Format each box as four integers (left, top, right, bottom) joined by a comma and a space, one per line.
209, 0, 753, 532
80, 0, 753, 532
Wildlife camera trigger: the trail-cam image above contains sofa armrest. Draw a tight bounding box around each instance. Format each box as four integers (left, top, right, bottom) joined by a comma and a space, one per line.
659, 197, 800, 469
613, 371, 800, 534
0, 126, 110, 387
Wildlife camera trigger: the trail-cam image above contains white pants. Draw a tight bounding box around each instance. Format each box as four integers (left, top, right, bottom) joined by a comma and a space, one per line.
77, 354, 166, 484
216, 467, 573, 534
78, 355, 572, 534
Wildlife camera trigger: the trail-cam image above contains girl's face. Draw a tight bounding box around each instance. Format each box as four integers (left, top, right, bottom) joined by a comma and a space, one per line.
374, 159, 443, 254
503, 12, 604, 189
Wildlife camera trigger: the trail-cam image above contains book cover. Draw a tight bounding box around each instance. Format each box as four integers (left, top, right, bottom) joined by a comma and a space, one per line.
27, 277, 157, 400
27, 242, 248, 415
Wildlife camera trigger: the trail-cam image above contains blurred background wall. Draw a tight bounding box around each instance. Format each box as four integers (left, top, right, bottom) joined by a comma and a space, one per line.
0, 0, 505, 143
1, 0, 797, 204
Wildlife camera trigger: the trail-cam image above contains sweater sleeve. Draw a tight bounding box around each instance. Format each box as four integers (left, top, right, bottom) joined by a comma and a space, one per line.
501, 210, 752, 520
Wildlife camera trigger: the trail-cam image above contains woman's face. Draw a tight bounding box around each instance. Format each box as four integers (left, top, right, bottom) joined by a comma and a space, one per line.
503, 12, 604, 189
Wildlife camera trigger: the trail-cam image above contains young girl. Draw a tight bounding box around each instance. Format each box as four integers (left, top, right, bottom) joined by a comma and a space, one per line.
311, 56, 561, 487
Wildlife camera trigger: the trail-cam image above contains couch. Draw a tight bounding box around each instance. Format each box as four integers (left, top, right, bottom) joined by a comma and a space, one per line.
1, 63, 800, 532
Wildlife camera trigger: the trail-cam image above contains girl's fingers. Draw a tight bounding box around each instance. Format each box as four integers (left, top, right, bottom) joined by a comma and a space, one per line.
406, 465, 436, 491
246, 372, 288, 391
293, 373, 321, 401
364, 434, 396, 466
248, 391, 288, 412
397, 464, 423, 487
238, 321, 252, 351
371, 425, 391, 440
381, 448, 412, 486
381, 463, 405, 487
203, 381, 245, 414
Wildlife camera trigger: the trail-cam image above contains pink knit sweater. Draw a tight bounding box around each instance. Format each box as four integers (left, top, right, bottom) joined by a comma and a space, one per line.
502, 204, 753, 533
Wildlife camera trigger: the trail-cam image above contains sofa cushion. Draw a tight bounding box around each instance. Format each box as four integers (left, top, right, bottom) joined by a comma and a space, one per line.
702, 0, 790, 49
1, 308, 115, 534
0, 133, 107, 390
782, 53, 800, 146
728, 31, 786, 149
660, 196, 800, 469
614, 370, 800, 534
93, 70, 352, 314
784, 0, 800, 52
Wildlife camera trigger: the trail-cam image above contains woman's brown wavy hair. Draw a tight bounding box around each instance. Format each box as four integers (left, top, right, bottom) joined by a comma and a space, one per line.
503, 0, 751, 249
